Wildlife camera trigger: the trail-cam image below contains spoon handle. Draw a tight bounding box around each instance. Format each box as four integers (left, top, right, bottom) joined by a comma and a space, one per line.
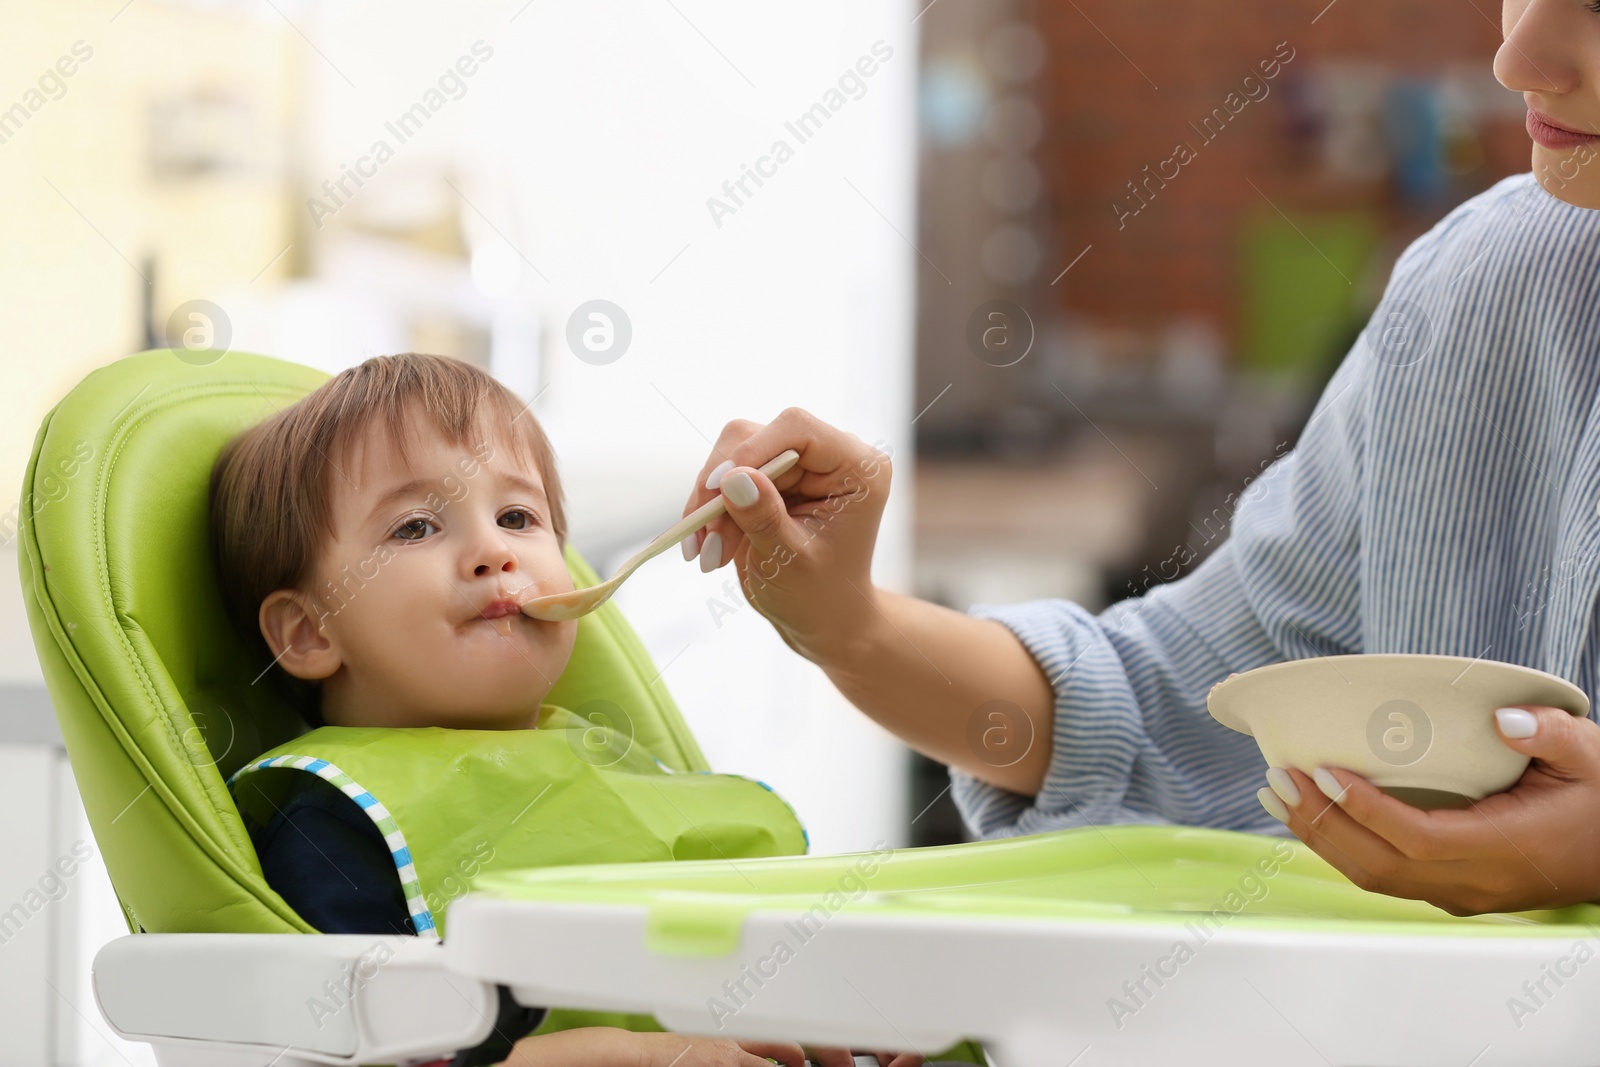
613, 449, 801, 577
519, 450, 805, 621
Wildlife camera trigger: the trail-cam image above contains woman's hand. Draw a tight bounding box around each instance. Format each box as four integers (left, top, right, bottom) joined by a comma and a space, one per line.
681, 408, 893, 666
630, 1030, 922, 1067
680, 408, 1056, 795
634, 1030, 810, 1067
503, 1026, 914, 1067
1259, 704, 1600, 915
797, 1049, 924, 1067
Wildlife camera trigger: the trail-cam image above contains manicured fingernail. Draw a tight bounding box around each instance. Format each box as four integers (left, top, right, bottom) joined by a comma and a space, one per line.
705, 459, 734, 490
1495, 706, 1538, 738
699, 530, 722, 572
1312, 767, 1347, 803
1257, 786, 1290, 824
681, 532, 700, 561
721, 470, 758, 508
1266, 767, 1301, 807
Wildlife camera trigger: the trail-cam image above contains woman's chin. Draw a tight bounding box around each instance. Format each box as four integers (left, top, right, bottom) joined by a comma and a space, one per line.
1532, 148, 1600, 209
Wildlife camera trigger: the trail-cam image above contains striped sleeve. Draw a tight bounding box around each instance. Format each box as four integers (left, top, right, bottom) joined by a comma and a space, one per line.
949, 333, 1375, 839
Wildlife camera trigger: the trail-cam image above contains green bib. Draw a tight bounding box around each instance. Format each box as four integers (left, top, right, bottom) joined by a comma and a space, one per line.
227, 703, 809, 1038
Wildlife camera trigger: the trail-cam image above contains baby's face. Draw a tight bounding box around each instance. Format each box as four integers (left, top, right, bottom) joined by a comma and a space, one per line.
294, 415, 577, 729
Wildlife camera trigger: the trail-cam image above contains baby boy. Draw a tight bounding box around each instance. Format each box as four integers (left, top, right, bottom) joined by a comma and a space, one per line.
208, 352, 917, 1067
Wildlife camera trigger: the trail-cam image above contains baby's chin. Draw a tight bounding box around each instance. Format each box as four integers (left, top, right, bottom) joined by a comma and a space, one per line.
429, 706, 544, 730
416, 683, 556, 730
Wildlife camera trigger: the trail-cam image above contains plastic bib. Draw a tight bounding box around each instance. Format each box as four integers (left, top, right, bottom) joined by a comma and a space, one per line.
227, 703, 810, 1041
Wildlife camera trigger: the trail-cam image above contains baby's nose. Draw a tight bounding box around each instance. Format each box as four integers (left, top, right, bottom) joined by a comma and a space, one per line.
474, 554, 516, 577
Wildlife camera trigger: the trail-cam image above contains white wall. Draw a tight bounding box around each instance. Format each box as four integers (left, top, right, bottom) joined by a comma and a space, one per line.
282, 0, 925, 854
1, 2, 922, 1060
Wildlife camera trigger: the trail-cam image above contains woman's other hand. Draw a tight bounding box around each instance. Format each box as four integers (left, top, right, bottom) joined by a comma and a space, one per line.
1260, 704, 1600, 914
630, 1031, 919, 1067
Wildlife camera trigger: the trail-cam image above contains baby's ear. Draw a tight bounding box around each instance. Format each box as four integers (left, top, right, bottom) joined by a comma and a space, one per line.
258, 589, 341, 681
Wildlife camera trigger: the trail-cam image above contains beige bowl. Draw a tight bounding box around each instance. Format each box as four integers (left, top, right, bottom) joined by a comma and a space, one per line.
1207, 653, 1590, 809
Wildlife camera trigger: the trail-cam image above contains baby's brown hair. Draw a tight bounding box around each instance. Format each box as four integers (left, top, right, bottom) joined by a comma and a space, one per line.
209, 353, 568, 727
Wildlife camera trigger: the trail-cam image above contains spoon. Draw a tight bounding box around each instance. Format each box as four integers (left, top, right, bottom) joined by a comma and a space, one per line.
520, 449, 801, 622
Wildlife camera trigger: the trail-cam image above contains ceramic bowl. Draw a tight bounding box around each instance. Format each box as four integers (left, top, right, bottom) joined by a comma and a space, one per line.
1207, 653, 1590, 809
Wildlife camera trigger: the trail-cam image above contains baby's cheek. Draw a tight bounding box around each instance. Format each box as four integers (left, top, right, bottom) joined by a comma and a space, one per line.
537, 549, 577, 593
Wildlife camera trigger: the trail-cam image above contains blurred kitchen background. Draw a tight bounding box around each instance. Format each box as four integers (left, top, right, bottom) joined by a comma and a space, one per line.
0, 0, 1527, 1062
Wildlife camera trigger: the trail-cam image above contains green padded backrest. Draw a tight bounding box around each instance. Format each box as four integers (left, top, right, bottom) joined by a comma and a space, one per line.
17, 348, 709, 935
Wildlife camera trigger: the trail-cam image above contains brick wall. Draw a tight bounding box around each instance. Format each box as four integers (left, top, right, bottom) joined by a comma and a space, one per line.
1032, 0, 1527, 341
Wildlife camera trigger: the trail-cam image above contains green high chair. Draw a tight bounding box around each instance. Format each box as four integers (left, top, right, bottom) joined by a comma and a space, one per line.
21, 350, 1600, 1067
15, 347, 831, 1065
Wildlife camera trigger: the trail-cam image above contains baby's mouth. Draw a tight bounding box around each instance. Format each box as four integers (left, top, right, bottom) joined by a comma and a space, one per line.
479, 596, 522, 621
468, 609, 524, 641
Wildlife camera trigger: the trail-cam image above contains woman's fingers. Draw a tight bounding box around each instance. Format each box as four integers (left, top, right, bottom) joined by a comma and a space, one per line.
681, 418, 765, 560
1257, 707, 1600, 913
682, 409, 892, 572
1274, 767, 1517, 909
1273, 766, 1423, 895
872, 1051, 924, 1067
804, 1046, 858, 1067
1292, 765, 1484, 863
1492, 704, 1600, 779
712, 460, 818, 567
1207, 671, 1241, 694
1277, 707, 1597, 868
714, 408, 887, 500
736, 1040, 808, 1067
672, 408, 894, 663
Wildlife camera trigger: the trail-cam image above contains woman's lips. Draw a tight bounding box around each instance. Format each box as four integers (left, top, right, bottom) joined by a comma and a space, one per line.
1527, 107, 1600, 150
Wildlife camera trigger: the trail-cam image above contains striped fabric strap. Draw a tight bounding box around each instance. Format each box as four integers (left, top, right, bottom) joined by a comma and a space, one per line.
228, 754, 438, 939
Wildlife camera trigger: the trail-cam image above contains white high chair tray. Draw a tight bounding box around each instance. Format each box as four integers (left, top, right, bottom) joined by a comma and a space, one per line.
442, 826, 1600, 1067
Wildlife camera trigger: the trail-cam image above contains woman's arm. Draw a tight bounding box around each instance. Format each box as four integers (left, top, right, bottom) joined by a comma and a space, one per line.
683, 339, 1371, 835
811, 583, 1057, 797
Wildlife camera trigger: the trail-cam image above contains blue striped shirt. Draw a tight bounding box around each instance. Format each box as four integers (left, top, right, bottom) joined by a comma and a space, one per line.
950, 170, 1600, 840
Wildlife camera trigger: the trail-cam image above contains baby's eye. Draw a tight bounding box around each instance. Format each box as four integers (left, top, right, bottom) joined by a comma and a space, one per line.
499, 508, 540, 530
393, 517, 437, 541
